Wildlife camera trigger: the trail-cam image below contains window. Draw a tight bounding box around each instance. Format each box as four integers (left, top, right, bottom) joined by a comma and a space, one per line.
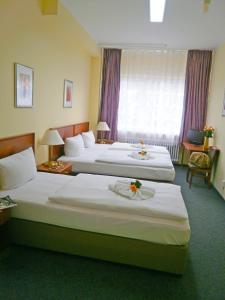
117, 49, 187, 145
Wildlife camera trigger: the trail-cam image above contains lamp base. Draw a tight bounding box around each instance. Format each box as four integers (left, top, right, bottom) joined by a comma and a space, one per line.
97, 139, 114, 145
44, 161, 64, 168
97, 139, 106, 144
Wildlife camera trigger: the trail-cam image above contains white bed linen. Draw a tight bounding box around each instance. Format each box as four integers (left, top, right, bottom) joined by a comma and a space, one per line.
110, 142, 169, 154
59, 144, 175, 182
49, 176, 187, 221
96, 150, 174, 169
0, 172, 190, 245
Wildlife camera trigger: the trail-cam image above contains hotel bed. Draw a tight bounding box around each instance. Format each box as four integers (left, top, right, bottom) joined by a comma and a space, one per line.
59, 144, 175, 182
53, 123, 175, 182
0, 132, 189, 274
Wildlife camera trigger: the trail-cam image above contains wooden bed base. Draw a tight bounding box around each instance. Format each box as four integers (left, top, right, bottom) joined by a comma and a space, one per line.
9, 218, 187, 274
0, 131, 188, 274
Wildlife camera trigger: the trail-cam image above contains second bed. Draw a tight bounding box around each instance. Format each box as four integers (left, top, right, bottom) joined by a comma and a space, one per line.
53, 123, 175, 182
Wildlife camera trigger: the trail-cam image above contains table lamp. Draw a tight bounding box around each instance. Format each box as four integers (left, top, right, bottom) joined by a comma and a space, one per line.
41, 129, 64, 165
96, 121, 110, 142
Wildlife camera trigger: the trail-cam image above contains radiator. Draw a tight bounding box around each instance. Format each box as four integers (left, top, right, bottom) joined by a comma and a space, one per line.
146, 142, 180, 162
117, 137, 180, 161
166, 144, 180, 162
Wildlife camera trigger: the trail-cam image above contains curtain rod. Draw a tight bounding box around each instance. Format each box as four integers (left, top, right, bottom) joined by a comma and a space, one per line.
98, 43, 214, 51
98, 43, 167, 50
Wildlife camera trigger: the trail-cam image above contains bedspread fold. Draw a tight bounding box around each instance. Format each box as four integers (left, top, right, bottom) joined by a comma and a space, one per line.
95, 150, 174, 169
48, 175, 188, 222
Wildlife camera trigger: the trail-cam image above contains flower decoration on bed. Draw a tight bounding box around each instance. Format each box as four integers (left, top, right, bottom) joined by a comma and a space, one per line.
130, 180, 142, 192
129, 151, 151, 160
203, 125, 215, 137
109, 179, 155, 200
138, 150, 148, 156
140, 139, 145, 148
0, 195, 17, 209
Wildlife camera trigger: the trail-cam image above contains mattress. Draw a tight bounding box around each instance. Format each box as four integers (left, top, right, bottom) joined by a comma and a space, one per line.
0, 172, 190, 246
59, 144, 175, 182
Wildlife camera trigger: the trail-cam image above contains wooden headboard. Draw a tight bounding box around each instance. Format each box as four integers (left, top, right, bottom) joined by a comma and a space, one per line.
0, 133, 35, 159
51, 122, 89, 160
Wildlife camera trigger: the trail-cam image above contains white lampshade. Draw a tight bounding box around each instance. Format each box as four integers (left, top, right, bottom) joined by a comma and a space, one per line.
41, 129, 64, 145
96, 121, 110, 131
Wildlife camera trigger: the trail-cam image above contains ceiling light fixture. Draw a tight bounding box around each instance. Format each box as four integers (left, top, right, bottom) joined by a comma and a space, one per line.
149, 0, 166, 22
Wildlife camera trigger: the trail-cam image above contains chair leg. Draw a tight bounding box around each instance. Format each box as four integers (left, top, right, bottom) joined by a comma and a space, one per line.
186, 168, 190, 183
189, 171, 193, 188
207, 172, 211, 188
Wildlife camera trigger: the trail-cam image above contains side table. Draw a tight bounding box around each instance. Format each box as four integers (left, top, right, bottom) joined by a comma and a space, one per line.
37, 162, 72, 175
0, 208, 11, 252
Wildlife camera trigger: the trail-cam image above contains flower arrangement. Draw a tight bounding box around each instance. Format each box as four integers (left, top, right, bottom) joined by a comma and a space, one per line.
203, 126, 215, 138
138, 150, 147, 156
130, 180, 142, 192
139, 139, 145, 149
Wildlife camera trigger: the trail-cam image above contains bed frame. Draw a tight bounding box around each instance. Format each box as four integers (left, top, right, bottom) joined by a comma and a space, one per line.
51, 122, 175, 183
51, 122, 89, 160
0, 131, 188, 274
0, 132, 35, 158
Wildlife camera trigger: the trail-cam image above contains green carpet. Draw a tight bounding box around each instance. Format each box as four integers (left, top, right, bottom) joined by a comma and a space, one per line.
0, 166, 225, 300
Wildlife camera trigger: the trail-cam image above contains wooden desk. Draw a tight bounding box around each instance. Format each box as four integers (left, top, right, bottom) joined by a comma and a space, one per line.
181, 142, 206, 165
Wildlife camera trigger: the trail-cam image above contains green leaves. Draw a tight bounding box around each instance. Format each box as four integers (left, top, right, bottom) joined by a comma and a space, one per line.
130, 180, 142, 189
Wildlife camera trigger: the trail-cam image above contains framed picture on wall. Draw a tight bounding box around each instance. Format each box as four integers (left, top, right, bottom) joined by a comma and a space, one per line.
15, 63, 33, 108
63, 79, 73, 108
222, 89, 225, 116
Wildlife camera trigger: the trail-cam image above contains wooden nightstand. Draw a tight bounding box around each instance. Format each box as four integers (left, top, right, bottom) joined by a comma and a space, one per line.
0, 208, 11, 252
96, 139, 114, 144
37, 162, 72, 175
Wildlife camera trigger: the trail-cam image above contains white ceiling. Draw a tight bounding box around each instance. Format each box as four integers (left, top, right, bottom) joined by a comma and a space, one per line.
60, 0, 225, 49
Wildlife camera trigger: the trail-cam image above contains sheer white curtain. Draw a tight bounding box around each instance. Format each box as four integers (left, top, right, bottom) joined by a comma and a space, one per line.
117, 49, 187, 146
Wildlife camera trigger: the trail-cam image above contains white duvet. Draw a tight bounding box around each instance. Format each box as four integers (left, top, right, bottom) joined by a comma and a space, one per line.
95, 150, 174, 169
110, 142, 169, 154
49, 174, 188, 222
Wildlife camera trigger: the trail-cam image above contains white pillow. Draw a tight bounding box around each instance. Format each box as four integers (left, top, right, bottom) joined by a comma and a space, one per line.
0, 147, 37, 190
82, 131, 95, 148
64, 134, 84, 157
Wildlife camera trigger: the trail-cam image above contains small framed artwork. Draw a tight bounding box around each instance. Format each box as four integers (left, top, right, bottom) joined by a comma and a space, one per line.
63, 79, 73, 108
15, 63, 33, 108
222, 90, 225, 116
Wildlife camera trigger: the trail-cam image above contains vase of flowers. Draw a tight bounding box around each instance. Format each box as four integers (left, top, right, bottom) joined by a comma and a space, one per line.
203, 126, 215, 150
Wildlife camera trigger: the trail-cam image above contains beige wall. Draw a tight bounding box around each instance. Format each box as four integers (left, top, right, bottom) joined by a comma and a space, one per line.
207, 44, 225, 199
0, 0, 100, 163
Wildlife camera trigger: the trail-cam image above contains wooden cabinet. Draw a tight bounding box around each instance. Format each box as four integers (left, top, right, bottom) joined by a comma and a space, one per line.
0, 208, 11, 252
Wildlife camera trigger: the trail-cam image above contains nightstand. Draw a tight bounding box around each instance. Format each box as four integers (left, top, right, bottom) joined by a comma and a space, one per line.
37, 162, 72, 175
96, 139, 114, 144
0, 208, 11, 252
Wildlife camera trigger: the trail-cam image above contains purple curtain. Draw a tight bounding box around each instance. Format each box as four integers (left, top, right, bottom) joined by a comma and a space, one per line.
99, 48, 122, 141
180, 50, 212, 142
